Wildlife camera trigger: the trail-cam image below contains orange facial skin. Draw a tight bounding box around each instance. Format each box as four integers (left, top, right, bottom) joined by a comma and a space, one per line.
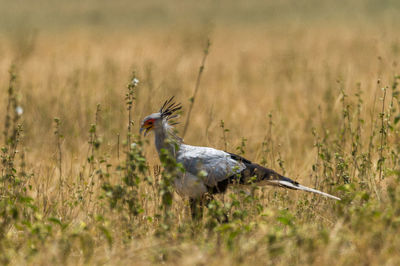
140, 118, 155, 136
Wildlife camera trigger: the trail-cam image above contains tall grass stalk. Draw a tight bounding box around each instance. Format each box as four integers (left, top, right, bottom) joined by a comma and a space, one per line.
182, 39, 211, 138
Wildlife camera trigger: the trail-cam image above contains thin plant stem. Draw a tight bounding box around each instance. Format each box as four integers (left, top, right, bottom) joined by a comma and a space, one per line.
54, 118, 64, 210
378, 87, 387, 181
117, 133, 120, 160
182, 39, 211, 138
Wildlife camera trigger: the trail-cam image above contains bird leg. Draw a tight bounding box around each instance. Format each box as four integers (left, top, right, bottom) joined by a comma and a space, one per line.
204, 193, 229, 223
189, 197, 203, 220
189, 195, 229, 223
189, 194, 212, 220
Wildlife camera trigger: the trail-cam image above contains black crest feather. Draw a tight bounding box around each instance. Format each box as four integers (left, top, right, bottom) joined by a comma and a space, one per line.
160, 97, 182, 120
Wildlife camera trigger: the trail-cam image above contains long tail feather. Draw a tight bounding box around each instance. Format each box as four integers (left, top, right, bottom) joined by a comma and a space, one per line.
267, 180, 341, 200
227, 152, 341, 201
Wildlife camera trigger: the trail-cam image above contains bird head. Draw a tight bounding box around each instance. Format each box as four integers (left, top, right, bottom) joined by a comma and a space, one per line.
140, 97, 182, 136
140, 113, 162, 136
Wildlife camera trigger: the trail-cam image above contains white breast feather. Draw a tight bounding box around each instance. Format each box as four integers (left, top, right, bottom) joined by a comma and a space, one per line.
174, 172, 208, 198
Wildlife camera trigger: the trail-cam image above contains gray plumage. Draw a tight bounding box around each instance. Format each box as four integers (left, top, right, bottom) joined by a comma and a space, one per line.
140, 97, 340, 202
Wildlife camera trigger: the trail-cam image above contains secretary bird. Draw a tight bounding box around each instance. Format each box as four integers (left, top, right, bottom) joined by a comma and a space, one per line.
140, 97, 340, 219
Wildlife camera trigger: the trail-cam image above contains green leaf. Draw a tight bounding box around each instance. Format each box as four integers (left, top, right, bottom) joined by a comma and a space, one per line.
394, 115, 400, 125
99, 225, 113, 247
48, 217, 62, 226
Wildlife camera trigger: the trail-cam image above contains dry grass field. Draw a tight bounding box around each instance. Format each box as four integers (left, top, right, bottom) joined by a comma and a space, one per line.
1, 0, 400, 265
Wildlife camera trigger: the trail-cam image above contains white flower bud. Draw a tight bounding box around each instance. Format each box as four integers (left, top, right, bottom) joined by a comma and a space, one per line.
15, 106, 23, 116
131, 78, 139, 86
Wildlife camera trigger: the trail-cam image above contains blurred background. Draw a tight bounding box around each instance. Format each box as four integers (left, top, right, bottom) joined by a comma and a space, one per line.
0, 0, 399, 174
1, 1, 400, 264
1, 0, 400, 32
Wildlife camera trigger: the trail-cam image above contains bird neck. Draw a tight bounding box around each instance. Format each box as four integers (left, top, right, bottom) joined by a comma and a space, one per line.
154, 120, 182, 158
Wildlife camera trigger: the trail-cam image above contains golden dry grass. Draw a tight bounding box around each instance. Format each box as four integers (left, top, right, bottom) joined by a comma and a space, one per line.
1, 1, 400, 265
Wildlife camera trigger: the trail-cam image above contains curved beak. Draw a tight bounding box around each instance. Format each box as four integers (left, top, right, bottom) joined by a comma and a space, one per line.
139, 125, 151, 136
